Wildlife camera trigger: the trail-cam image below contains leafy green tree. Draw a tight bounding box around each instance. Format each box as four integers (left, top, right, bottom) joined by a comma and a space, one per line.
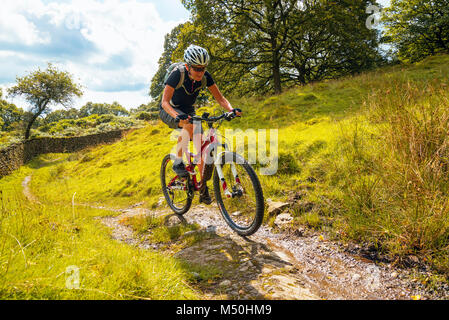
0, 102, 24, 132
43, 108, 80, 124
283, 0, 383, 86
79, 102, 129, 117
181, 0, 300, 94
0, 90, 3, 129
7, 63, 83, 139
0, 89, 25, 131
130, 101, 159, 114
177, 0, 382, 95
150, 21, 214, 105
383, 0, 449, 63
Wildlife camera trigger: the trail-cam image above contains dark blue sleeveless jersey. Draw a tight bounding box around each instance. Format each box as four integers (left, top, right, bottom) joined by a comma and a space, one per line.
164, 68, 215, 113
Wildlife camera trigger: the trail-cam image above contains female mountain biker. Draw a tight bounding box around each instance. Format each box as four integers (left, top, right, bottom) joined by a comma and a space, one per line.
159, 44, 242, 204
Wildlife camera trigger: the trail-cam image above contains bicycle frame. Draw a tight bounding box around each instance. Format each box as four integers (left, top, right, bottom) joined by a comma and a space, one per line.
167, 121, 243, 199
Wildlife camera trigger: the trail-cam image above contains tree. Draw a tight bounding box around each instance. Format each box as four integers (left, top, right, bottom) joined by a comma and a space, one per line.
130, 101, 159, 114
383, 0, 449, 63
182, 0, 301, 95
179, 0, 382, 95
0, 101, 24, 132
0, 88, 25, 132
43, 108, 80, 124
150, 22, 214, 105
79, 102, 129, 118
0, 90, 3, 129
283, 0, 383, 86
7, 64, 83, 139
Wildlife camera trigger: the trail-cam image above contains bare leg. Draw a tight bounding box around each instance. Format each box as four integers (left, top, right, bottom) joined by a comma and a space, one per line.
177, 122, 206, 183
176, 130, 190, 159
192, 122, 204, 183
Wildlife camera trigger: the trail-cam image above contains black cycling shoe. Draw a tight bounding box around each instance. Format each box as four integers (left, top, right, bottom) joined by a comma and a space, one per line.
199, 185, 213, 205
173, 161, 189, 178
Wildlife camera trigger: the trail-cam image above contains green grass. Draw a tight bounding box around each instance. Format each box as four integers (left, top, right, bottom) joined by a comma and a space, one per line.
228, 54, 449, 273
3, 53, 449, 296
0, 164, 200, 299
314, 55, 449, 273
27, 123, 175, 209
30, 56, 449, 209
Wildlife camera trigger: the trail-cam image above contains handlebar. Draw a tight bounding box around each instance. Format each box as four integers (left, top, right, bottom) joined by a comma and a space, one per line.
175, 111, 240, 124
190, 113, 226, 123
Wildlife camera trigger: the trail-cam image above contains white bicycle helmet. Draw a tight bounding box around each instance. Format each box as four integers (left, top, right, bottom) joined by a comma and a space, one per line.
184, 45, 210, 66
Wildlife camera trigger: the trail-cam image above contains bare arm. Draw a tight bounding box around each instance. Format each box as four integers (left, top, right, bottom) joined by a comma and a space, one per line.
161, 85, 179, 118
208, 84, 234, 112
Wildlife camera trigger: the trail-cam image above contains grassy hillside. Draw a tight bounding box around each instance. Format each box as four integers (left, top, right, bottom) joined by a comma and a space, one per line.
30, 54, 449, 267
2, 54, 449, 298
0, 163, 203, 299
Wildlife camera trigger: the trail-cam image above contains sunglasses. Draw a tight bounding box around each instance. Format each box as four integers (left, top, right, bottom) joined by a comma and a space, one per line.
190, 65, 206, 72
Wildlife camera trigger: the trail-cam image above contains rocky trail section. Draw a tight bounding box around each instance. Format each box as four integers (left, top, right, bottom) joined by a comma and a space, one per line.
76, 201, 448, 300
23, 175, 449, 300
174, 204, 444, 300
96, 203, 320, 300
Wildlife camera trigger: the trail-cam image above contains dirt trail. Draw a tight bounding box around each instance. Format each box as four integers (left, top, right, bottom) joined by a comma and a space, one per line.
165, 204, 440, 300
22, 176, 41, 204
22, 175, 448, 300
96, 203, 319, 300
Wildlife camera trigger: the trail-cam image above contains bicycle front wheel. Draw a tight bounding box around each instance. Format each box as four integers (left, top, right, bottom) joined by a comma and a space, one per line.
161, 154, 193, 215
213, 152, 264, 236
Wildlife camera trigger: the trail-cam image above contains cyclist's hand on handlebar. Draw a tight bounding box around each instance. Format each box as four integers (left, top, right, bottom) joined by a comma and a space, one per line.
232, 108, 242, 117
175, 113, 190, 125
175, 114, 189, 122
225, 108, 242, 121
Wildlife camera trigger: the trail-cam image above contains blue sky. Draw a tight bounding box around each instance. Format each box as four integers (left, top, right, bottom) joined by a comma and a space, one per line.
1, 0, 390, 111
0, 0, 190, 110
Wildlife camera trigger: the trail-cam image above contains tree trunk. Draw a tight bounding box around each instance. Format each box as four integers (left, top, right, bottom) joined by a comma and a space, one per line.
273, 56, 282, 94
25, 110, 43, 140
298, 63, 306, 84
271, 37, 282, 94
436, 27, 448, 50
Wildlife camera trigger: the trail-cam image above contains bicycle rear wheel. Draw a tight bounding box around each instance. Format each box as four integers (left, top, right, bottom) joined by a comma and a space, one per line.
161, 154, 193, 215
213, 152, 264, 236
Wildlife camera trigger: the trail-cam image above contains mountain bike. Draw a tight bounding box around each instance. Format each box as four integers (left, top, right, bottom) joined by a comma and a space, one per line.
160, 111, 264, 236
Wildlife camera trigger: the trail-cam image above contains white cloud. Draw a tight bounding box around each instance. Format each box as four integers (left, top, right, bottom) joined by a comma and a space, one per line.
377, 0, 391, 8
0, 0, 188, 110
0, 1, 50, 45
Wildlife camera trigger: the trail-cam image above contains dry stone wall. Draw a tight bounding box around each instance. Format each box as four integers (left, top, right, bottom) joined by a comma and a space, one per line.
0, 129, 130, 178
